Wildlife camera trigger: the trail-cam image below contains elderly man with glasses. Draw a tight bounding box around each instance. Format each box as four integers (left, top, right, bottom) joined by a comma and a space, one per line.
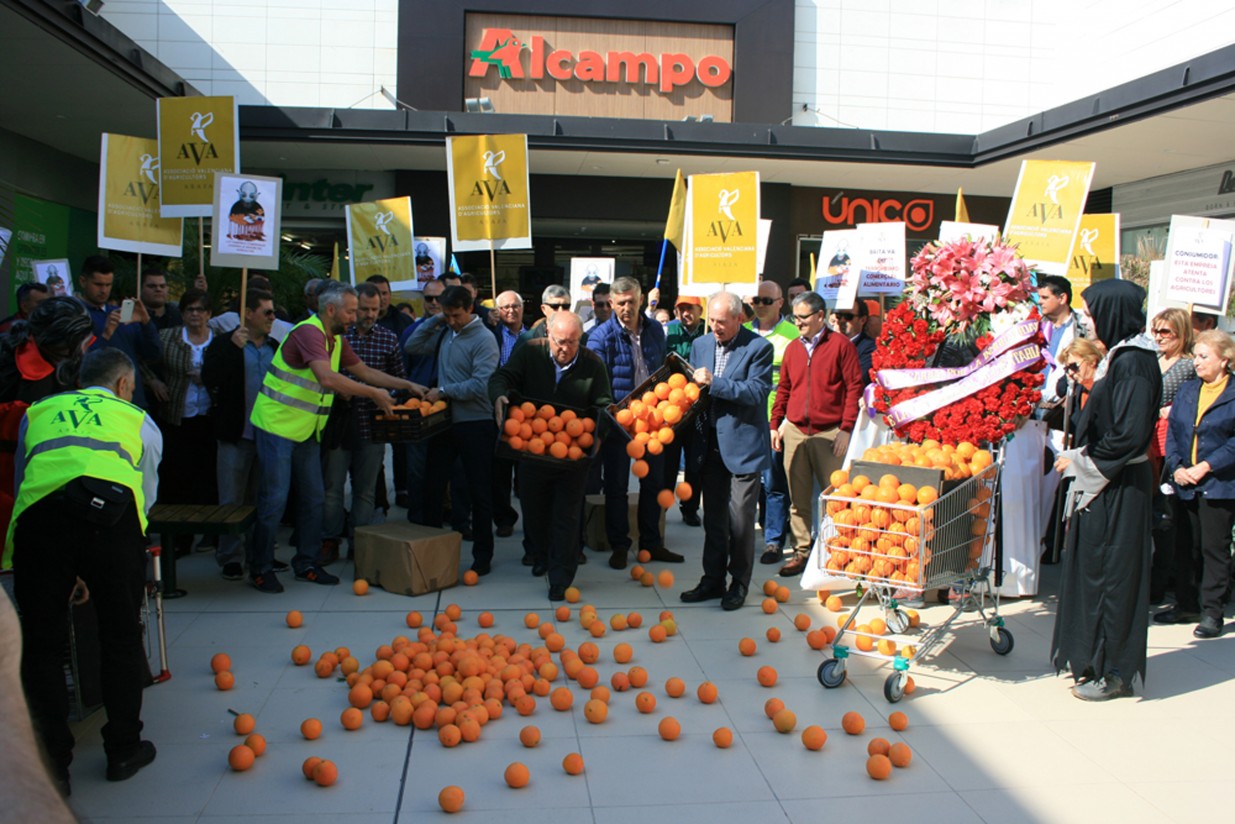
770, 291, 863, 578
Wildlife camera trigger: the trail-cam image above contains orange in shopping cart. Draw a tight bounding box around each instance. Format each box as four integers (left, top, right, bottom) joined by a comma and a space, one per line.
917, 485, 939, 506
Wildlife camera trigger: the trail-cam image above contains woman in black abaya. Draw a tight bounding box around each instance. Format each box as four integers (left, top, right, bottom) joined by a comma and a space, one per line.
1051, 279, 1161, 701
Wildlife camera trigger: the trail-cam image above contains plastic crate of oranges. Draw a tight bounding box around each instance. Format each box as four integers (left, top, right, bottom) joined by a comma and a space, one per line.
607, 353, 705, 449
370, 397, 450, 442
497, 399, 599, 464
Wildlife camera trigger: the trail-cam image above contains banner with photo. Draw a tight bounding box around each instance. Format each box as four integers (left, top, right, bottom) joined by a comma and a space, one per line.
1066, 213, 1120, 296
446, 134, 532, 252
210, 172, 282, 270
345, 197, 415, 287
1004, 159, 1095, 276
412, 237, 446, 288
686, 171, 759, 285
97, 133, 184, 257
569, 257, 615, 306
157, 95, 239, 218
32, 259, 72, 296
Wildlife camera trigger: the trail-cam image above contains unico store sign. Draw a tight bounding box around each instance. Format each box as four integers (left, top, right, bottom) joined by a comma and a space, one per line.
467, 28, 733, 95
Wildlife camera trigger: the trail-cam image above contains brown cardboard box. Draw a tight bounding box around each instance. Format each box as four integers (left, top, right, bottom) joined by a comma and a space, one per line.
353, 522, 460, 595
582, 493, 667, 552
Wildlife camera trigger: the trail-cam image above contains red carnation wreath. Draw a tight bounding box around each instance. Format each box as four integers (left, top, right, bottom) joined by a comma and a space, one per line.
868, 236, 1048, 446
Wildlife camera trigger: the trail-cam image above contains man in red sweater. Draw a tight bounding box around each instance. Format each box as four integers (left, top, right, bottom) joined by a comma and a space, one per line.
770, 291, 863, 577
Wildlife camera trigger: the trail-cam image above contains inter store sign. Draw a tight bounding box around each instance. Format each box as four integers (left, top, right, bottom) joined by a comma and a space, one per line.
468, 28, 733, 95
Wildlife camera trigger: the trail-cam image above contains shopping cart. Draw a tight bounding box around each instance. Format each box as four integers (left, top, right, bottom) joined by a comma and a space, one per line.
813, 447, 1011, 703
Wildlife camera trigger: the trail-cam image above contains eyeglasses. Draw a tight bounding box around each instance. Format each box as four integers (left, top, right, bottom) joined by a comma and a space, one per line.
751, 297, 779, 306
423, 294, 440, 303
549, 334, 580, 347
1065, 363, 1081, 373
835, 312, 856, 321
259, 309, 276, 318
1152, 327, 1175, 337
792, 310, 822, 324
498, 304, 522, 311
546, 303, 571, 311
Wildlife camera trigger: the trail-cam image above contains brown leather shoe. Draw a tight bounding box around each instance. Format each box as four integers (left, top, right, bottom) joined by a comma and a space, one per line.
779, 552, 808, 577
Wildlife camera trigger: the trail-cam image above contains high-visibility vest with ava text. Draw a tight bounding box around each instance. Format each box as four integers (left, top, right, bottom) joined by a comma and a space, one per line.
4, 388, 149, 567
249, 315, 341, 442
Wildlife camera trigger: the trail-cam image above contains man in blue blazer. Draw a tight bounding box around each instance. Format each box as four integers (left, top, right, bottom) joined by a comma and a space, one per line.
681, 292, 774, 610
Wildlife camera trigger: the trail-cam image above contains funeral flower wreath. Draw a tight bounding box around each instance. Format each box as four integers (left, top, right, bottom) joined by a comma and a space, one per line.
868, 236, 1048, 445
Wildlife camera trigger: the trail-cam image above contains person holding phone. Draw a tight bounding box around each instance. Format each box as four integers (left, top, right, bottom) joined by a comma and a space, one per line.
76, 256, 161, 410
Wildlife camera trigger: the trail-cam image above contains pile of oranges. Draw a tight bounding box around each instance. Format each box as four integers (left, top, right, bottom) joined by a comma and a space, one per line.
377, 397, 448, 421
612, 372, 701, 445
820, 467, 993, 584
860, 439, 994, 482
501, 402, 597, 460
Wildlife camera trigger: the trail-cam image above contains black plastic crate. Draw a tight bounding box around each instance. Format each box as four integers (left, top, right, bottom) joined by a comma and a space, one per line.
495, 396, 601, 466
370, 404, 452, 443
604, 353, 707, 442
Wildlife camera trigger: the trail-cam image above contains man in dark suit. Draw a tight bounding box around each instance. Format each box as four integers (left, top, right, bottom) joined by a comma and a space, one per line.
680, 292, 774, 610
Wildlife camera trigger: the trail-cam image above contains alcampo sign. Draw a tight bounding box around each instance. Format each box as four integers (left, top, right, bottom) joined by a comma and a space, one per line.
468, 28, 732, 95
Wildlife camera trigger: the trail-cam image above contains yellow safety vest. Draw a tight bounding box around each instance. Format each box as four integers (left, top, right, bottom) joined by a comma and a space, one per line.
4, 388, 149, 568
250, 314, 342, 442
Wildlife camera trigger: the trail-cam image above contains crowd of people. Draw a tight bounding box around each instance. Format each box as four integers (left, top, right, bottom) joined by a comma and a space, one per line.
5, 255, 1235, 792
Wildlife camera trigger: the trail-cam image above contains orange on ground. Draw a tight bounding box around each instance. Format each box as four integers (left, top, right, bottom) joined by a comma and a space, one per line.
697, 682, 718, 704
764, 697, 785, 719
406, 611, 423, 628
889, 741, 913, 768
648, 624, 667, 643
867, 754, 893, 780
505, 762, 531, 788
562, 752, 585, 775
228, 744, 255, 771
352, 579, 369, 596
665, 677, 686, 698
841, 711, 865, 735
824, 595, 843, 612
286, 610, 303, 628
550, 687, 573, 712
477, 611, 494, 628
762, 580, 778, 597
244, 733, 266, 756
610, 671, 631, 692
583, 698, 608, 724
300, 718, 322, 740
772, 708, 797, 734
524, 612, 540, 629
438, 785, 465, 813
233, 712, 256, 735
801, 725, 827, 750
658, 716, 681, 741
519, 725, 541, 747
590, 685, 611, 703
291, 644, 311, 665
867, 737, 891, 757
761, 598, 777, 614
793, 614, 811, 632
766, 626, 782, 643
639, 572, 654, 588
738, 637, 757, 656
613, 642, 633, 663
302, 756, 323, 780
348, 683, 374, 709
889, 711, 909, 731
905, 676, 917, 694
210, 652, 231, 674
635, 691, 657, 713
214, 671, 235, 691
756, 666, 778, 687
713, 727, 734, 748
438, 724, 462, 747
627, 612, 643, 628
340, 707, 363, 731
312, 759, 338, 787
462, 569, 479, 586
775, 586, 790, 603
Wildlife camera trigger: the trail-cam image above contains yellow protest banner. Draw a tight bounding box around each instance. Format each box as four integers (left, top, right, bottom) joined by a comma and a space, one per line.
97, 133, 183, 257
446, 134, 532, 252
1066, 213, 1120, 295
1004, 159, 1095, 276
157, 95, 239, 218
346, 197, 416, 287
687, 171, 760, 284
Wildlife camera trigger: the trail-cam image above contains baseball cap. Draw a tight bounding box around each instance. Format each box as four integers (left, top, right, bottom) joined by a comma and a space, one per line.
675, 295, 703, 308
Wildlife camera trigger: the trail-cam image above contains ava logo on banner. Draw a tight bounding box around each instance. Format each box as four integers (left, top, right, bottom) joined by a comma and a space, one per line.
687, 171, 759, 285
1004, 159, 1094, 277
446, 134, 532, 252
157, 95, 239, 218
97, 133, 183, 257
346, 197, 416, 287
1066, 213, 1120, 296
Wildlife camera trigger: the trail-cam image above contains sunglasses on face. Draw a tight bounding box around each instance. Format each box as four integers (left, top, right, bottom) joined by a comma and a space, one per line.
423, 295, 440, 303
1065, 363, 1081, 373
792, 310, 821, 324
259, 309, 276, 318
546, 303, 571, 311
1152, 327, 1174, 337
751, 297, 778, 306
835, 312, 855, 321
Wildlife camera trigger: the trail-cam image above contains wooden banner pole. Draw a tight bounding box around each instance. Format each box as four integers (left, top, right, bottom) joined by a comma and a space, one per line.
489, 242, 497, 304
240, 267, 249, 319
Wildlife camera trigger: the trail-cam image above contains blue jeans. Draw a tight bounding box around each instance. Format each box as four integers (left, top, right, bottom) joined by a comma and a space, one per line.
253, 429, 324, 576
761, 445, 790, 548
215, 439, 258, 568
323, 439, 386, 544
